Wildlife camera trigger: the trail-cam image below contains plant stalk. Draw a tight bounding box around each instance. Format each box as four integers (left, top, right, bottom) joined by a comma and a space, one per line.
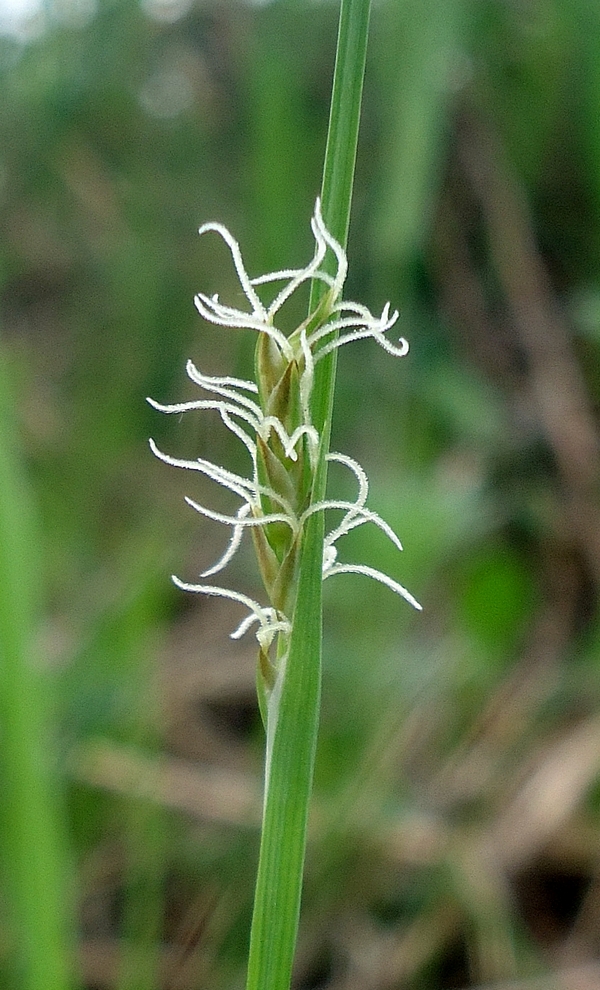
245, 2, 372, 988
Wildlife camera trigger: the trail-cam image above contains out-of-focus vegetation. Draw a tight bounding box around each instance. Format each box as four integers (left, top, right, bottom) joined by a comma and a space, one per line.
1, 0, 600, 987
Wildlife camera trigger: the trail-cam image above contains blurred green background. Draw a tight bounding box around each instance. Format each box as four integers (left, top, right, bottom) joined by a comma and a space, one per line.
1, 0, 600, 987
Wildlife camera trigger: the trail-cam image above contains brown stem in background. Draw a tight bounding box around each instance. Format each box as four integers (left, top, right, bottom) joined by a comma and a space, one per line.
456, 113, 600, 585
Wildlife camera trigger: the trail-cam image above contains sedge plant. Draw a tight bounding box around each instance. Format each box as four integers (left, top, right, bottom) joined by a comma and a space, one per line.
149, 1, 421, 987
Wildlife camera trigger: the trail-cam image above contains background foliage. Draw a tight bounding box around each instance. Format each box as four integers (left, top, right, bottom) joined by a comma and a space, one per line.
1, 0, 600, 987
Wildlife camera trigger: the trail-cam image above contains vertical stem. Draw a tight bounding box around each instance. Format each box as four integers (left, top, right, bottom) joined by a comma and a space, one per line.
245, 2, 372, 989
320, 0, 372, 250
312, 0, 372, 445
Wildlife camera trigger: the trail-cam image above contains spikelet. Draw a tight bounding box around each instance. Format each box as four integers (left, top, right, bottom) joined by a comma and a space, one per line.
148, 200, 421, 710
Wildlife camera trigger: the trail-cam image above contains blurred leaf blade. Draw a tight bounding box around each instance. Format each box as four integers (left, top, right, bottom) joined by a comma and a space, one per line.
0, 355, 76, 990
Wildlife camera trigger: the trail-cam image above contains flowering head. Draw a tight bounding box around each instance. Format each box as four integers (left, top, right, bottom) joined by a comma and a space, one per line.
148, 200, 420, 703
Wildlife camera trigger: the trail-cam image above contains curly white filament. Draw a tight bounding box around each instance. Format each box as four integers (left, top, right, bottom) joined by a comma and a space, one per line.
324, 563, 422, 612
172, 576, 290, 649
200, 503, 251, 578
149, 199, 421, 651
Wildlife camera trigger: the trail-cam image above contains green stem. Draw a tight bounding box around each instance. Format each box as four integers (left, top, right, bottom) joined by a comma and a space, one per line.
312, 0, 372, 445
245, 2, 372, 989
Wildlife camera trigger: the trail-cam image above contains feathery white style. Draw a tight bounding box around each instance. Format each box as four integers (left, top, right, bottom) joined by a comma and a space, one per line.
148, 199, 421, 656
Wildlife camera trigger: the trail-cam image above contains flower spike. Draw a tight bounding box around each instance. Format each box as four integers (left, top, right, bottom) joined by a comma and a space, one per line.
149, 200, 420, 667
